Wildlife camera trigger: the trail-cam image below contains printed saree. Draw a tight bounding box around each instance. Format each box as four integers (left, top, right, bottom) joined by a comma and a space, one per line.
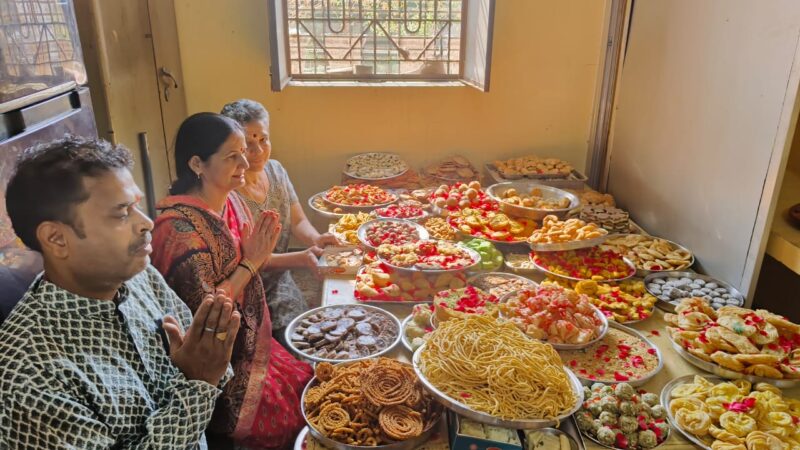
151, 194, 312, 449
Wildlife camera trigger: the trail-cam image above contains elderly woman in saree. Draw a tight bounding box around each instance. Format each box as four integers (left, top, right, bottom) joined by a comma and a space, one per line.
221, 99, 338, 344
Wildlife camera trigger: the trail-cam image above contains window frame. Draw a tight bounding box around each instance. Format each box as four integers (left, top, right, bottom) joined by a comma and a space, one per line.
267, 0, 495, 91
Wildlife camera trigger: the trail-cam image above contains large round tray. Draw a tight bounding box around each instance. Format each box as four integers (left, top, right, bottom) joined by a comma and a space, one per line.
643, 271, 745, 313
308, 191, 351, 219
284, 304, 402, 364
373, 205, 430, 223
600, 234, 695, 277
466, 271, 538, 298
357, 218, 429, 251
498, 290, 609, 351
528, 233, 609, 252
669, 339, 799, 388
447, 216, 532, 247
580, 416, 670, 450
294, 426, 309, 450
322, 187, 398, 210
354, 265, 443, 304
486, 182, 580, 220
412, 344, 585, 429
301, 360, 443, 450
377, 241, 481, 274
343, 152, 409, 181
531, 253, 636, 283
560, 321, 663, 387
660, 374, 724, 450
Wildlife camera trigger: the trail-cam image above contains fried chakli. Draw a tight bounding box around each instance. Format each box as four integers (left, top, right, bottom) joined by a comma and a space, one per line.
360, 359, 416, 406
379, 405, 424, 441
304, 358, 439, 446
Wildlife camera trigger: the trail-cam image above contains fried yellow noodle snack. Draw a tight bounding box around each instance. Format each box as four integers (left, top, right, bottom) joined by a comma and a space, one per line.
304, 358, 439, 446
418, 315, 578, 421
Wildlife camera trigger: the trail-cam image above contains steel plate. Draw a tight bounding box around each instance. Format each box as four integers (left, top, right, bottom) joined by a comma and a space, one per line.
670, 339, 799, 388
531, 253, 636, 283
301, 360, 443, 450
498, 290, 609, 351
600, 234, 695, 277
559, 321, 664, 387
343, 152, 409, 181
356, 218, 429, 251
284, 304, 401, 365
643, 271, 745, 313
413, 344, 584, 429
660, 375, 723, 450
376, 241, 481, 274
486, 182, 581, 220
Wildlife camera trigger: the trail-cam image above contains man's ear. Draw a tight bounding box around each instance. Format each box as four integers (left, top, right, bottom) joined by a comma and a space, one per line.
36, 222, 69, 259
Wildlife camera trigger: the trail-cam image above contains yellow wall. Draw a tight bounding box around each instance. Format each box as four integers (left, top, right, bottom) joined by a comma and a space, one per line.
172, 0, 608, 204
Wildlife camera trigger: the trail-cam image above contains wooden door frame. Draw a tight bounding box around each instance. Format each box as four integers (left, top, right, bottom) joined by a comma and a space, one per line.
585, 0, 631, 191
147, 0, 187, 183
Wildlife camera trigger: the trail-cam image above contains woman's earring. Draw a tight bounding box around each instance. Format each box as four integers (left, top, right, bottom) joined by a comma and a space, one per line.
196, 172, 201, 179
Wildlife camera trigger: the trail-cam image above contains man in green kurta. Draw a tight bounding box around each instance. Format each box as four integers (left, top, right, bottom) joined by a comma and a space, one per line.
0, 136, 241, 449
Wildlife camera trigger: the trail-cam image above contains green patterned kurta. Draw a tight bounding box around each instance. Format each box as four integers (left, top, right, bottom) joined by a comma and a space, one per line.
0, 265, 227, 449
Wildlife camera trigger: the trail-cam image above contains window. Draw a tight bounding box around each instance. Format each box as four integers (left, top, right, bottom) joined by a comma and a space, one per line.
268, 0, 495, 90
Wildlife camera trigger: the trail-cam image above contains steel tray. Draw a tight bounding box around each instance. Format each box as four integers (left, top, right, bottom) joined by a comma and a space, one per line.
643, 271, 745, 313
660, 375, 724, 450
376, 241, 481, 274
301, 360, 443, 450
559, 321, 664, 387
412, 344, 585, 429
284, 304, 401, 365
528, 234, 610, 252
670, 339, 799, 388
498, 291, 609, 351
486, 182, 581, 220
531, 253, 636, 283
343, 152, 409, 181
600, 234, 695, 277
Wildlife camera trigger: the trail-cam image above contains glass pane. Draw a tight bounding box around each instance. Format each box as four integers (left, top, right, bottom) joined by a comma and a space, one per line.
286, 0, 463, 79
0, 0, 87, 105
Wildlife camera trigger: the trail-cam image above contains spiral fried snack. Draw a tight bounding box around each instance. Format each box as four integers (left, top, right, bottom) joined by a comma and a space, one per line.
303, 358, 439, 446
361, 360, 416, 406
315, 362, 335, 382
318, 403, 351, 432
379, 405, 424, 441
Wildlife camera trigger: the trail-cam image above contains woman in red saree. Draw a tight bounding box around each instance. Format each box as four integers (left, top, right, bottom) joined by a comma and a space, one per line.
150, 112, 312, 448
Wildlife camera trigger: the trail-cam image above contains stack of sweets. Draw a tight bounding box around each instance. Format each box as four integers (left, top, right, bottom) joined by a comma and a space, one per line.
579, 205, 630, 233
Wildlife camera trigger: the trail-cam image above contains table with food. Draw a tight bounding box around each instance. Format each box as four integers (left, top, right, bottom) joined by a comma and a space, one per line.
292, 152, 800, 450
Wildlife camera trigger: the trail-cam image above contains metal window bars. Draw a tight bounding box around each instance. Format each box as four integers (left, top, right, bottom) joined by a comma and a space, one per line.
0, 0, 80, 80
286, 0, 464, 80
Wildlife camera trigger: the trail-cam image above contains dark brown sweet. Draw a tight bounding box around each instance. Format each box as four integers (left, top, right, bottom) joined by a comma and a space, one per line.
290, 306, 398, 360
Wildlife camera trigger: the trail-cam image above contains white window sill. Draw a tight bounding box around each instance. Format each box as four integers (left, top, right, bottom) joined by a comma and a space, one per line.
286, 80, 468, 88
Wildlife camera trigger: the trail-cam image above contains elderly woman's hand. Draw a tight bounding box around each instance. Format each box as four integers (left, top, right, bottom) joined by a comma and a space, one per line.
295, 246, 324, 279
312, 232, 340, 248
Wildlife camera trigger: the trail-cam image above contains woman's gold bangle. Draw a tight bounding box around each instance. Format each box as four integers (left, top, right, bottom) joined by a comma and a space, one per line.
239, 258, 258, 277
